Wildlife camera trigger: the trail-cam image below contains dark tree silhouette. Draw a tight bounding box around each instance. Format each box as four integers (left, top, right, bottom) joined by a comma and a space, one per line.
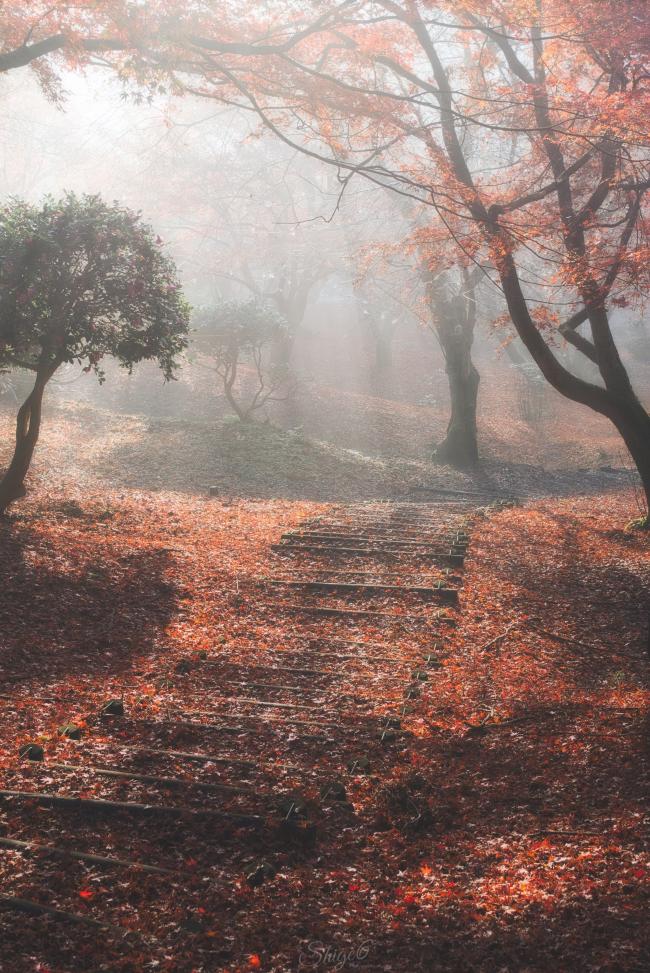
0, 192, 189, 513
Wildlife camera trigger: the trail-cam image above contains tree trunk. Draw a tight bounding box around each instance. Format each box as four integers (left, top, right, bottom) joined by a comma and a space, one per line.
365, 327, 394, 396
497, 255, 650, 520
270, 327, 295, 370
0, 366, 54, 515
429, 284, 480, 469
436, 351, 480, 468
611, 405, 650, 522
223, 378, 249, 422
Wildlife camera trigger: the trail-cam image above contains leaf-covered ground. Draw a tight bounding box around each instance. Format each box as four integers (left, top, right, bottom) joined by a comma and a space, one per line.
0, 400, 637, 503
0, 484, 647, 972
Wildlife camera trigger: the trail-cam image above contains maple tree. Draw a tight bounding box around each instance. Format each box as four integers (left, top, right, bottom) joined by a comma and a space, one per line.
363, 145, 487, 465
0, 2, 130, 95
0, 192, 189, 513
154, 0, 645, 514
339, 179, 487, 461
6, 3, 649, 507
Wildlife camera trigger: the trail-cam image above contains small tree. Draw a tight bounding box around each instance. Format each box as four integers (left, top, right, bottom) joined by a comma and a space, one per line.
196, 300, 292, 422
0, 192, 190, 513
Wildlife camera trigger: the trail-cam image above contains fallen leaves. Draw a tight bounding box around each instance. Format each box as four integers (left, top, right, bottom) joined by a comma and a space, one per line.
0, 486, 646, 972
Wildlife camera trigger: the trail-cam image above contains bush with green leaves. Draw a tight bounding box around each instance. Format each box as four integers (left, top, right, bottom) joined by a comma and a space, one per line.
0, 192, 190, 513
195, 300, 292, 422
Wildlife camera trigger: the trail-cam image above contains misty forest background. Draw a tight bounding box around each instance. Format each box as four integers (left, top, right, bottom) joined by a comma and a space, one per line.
1, 68, 648, 502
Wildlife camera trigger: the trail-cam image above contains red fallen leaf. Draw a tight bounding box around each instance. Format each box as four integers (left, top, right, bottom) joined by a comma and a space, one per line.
79, 888, 95, 900
249, 956, 261, 969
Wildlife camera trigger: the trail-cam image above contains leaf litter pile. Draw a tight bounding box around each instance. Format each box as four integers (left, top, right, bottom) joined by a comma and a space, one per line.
0, 486, 647, 972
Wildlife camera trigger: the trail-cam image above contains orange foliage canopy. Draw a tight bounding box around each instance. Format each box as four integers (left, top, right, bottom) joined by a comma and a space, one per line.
3, 0, 649, 332
3, 2, 649, 309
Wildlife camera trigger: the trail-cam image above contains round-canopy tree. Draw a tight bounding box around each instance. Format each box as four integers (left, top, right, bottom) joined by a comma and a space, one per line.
195, 300, 292, 422
0, 192, 190, 513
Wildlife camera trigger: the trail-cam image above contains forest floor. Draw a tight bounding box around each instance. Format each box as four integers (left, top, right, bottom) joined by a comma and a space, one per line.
0, 477, 648, 972
0, 400, 639, 503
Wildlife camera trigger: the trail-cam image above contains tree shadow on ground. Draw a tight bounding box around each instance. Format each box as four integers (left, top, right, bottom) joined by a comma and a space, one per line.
482, 507, 648, 686
467, 459, 637, 500
0, 520, 178, 691
350, 891, 645, 972
266, 700, 646, 973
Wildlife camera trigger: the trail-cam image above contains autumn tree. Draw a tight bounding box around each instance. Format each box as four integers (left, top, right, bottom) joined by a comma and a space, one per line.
5, 1, 650, 519
195, 300, 292, 422
0, 192, 189, 513
378, 196, 486, 466
178, 0, 648, 518
355, 193, 485, 464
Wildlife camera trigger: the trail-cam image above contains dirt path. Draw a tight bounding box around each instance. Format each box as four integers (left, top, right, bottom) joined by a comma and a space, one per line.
0, 495, 494, 969
0, 489, 647, 973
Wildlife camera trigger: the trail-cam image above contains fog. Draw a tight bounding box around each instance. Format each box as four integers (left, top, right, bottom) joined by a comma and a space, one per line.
0, 64, 648, 495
